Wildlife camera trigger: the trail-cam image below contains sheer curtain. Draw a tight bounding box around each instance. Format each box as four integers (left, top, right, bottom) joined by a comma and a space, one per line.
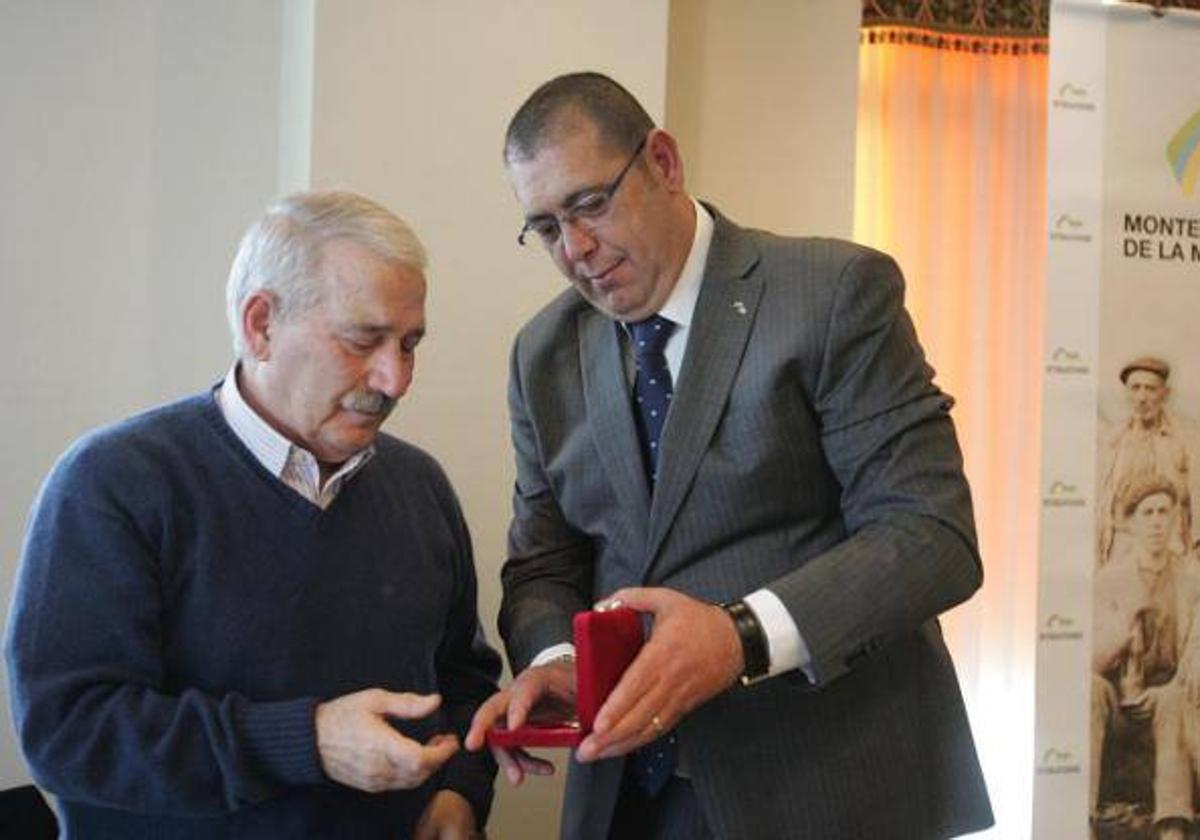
855, 3, 1049, 836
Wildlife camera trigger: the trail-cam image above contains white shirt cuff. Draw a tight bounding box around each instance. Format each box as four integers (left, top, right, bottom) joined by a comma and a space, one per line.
743, 589, 815, 680
529, 642, 576, 668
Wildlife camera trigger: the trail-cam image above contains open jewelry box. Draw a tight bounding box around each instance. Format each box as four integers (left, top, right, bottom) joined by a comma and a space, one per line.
485, 606, 643, 748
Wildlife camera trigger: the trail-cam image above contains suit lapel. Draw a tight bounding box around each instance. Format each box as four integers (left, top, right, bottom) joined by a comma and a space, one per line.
578, 308, 651, 549
646, 213, 762, 571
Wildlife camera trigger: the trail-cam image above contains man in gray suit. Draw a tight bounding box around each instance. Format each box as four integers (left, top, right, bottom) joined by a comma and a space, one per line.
467, 72, 993, 839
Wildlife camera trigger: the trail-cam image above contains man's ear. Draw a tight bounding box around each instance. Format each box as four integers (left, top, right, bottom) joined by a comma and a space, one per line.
644, 128, 686, 193
241, 292, 276, 361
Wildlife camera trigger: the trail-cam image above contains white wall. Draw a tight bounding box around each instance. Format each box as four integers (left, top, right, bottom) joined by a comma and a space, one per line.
0, 0, 289, 787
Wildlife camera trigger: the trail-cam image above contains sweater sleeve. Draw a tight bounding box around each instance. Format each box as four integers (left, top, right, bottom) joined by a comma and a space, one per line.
427, 471, 501, 828
4, 440, 327, 816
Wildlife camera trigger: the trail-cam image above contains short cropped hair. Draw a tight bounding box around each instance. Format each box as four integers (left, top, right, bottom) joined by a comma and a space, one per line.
1120, 474, 1179, 519
504, 72, 654, 164
225, 191, 426, 357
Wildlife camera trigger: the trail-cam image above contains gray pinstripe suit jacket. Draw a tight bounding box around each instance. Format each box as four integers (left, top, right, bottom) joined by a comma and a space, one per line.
499, 207, 994, 839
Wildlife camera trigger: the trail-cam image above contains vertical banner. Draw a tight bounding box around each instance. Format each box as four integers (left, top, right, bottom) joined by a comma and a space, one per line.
1036, 2, 1200, 837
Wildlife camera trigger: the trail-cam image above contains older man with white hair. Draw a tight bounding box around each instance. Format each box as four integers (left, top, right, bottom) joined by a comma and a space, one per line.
6, 191, 500, 838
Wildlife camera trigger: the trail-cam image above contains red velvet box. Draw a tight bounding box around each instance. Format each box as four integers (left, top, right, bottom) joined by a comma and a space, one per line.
485, 607, 643, 748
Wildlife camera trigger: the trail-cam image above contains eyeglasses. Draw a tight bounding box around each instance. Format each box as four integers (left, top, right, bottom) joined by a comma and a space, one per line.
517, 136, 648, 248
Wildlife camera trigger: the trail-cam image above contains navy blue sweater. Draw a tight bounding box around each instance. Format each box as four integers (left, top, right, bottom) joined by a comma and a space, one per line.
5, 390, 500, 838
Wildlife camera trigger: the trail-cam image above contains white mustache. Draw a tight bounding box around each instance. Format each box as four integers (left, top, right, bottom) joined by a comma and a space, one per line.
341, 391, 395, 415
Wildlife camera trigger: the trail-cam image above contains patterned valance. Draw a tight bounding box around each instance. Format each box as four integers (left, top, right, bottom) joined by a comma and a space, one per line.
861, 1, 1048, 55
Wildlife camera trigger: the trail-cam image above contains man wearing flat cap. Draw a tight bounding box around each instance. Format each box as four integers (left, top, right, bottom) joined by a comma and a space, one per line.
1122, 357, 1172, 385
1098, 356, 1199, 565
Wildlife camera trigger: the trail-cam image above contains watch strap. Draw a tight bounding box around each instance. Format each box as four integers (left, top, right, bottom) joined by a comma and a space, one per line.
720, 600, 771, 685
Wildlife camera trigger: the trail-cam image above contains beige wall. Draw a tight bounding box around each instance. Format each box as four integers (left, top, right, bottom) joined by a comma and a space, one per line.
667, 0, 860, 238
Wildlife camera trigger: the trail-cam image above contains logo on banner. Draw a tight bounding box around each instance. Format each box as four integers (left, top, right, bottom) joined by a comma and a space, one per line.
1052, 82, 1095, 112
1045, 347, 1089, 375
1040, 613, 1083, 641
1167, 109, 1200, 197
1036, 746, 1082, 776
1050, 213, 1093, 243
1043, 480, 1086, 508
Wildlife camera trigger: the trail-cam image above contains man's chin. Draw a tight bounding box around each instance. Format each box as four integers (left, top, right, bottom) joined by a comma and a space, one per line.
583, 290, 651, 322
317, 427, 382, 462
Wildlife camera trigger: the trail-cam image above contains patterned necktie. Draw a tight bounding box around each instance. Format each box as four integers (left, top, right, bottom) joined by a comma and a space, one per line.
627, 315, 679, 796
629, 315, 676, 484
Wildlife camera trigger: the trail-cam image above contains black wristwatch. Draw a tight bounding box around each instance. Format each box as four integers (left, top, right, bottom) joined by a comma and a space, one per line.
720, 600, 771, 685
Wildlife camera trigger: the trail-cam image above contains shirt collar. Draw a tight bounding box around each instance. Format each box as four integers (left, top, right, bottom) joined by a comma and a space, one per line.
217, 364, 292, 477
216, 363, 375, 482
656, 197, 713, 330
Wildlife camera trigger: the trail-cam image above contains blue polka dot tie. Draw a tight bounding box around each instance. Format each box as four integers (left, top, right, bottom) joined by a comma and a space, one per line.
628, 314, 678, 797
629, 315, 676, 485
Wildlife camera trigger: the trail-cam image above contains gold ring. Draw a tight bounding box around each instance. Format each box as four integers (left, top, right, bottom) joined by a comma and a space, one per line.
651, 714, 664, 734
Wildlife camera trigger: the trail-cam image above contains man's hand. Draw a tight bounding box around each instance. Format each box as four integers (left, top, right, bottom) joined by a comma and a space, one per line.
576, 587, 743, 763
413, 789, 478, 840
315, 689, 459, 792
464, 660, 569, 785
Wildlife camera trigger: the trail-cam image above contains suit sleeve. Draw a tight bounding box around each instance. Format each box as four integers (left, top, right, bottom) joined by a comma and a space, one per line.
498, 334, 595, 672
768, 249, 983, 685
4, 445, 325, 815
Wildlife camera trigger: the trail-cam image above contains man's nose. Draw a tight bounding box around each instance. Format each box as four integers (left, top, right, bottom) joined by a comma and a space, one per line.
369, 345, 414, 400
559, 219, 597, 262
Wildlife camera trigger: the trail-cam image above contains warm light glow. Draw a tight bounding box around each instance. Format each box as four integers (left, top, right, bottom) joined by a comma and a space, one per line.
855, 28, 1048, 840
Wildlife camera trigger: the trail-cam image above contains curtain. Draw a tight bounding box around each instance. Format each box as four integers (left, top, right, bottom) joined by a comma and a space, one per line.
855, 3, 1049, 837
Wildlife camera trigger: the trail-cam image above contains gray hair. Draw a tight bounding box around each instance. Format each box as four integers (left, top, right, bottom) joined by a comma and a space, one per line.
225, 190, 427, 357
504, 71, 654, 164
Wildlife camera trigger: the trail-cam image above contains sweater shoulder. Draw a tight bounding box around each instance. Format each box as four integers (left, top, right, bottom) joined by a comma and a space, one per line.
372, 433, 443, 475
47, 392, 228, 496
371, 434, 458, 502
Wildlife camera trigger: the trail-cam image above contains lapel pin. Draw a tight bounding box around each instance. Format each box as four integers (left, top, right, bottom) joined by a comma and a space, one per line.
732, 300, 747, 315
